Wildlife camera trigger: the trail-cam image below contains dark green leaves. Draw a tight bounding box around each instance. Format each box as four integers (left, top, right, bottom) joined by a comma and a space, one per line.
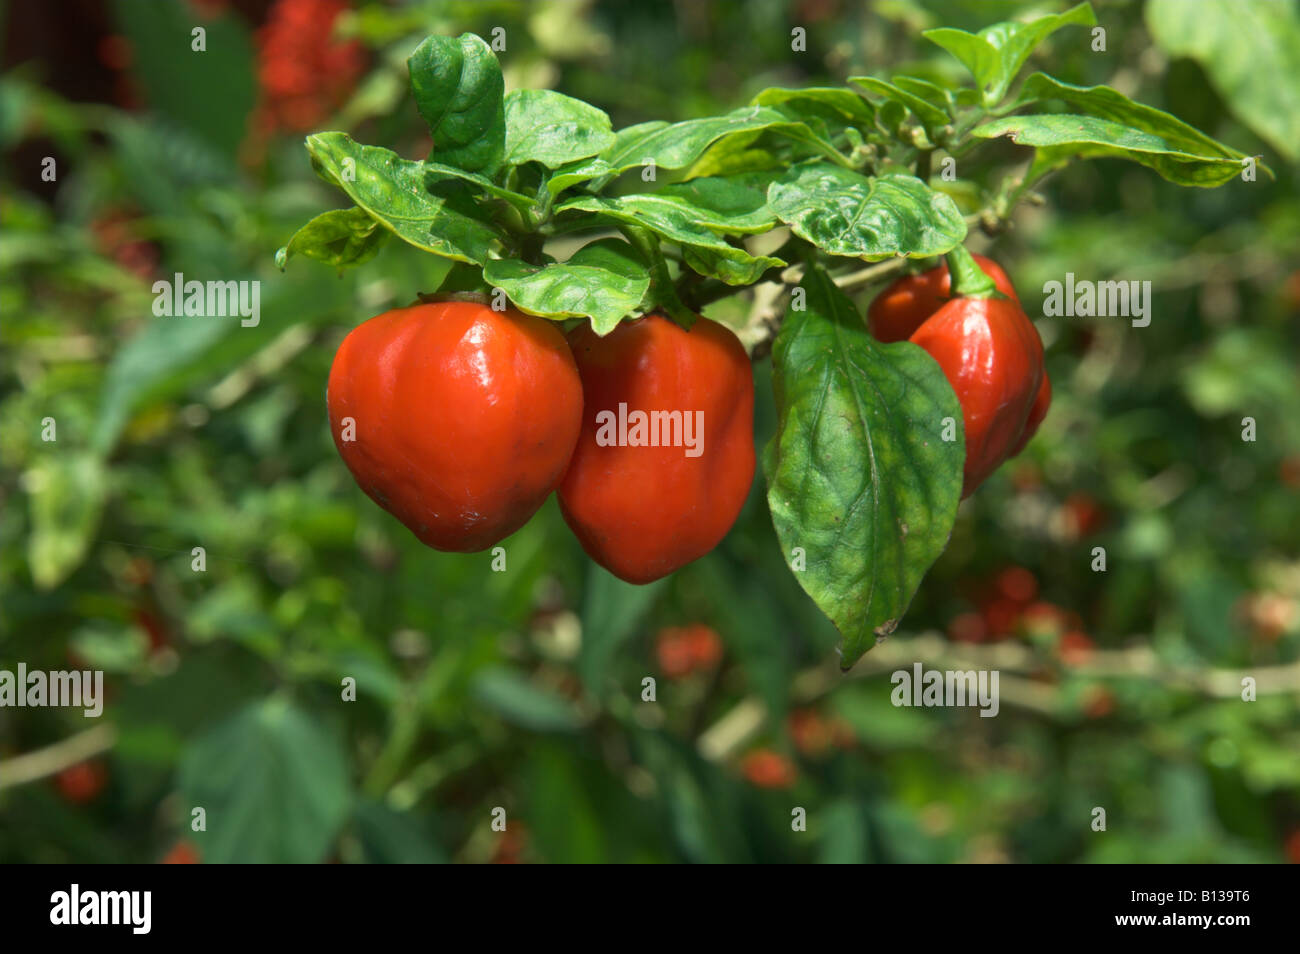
504, 89, 615, 167
764, 267, 964, 668
924, 2, 1096, 106
483, 238, 650, 334
767, 165, 966, 260
306, 132, 502, 264
275, 207, 389, 271
408, 33, 505, 174
178, 698, 351, 863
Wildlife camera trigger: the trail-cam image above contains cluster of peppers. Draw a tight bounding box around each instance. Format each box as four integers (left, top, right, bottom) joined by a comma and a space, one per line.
326, 245, 1048, 584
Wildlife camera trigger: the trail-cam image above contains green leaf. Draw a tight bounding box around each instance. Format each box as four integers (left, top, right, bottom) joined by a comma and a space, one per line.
763, 267, 964, 668
26, 452, 108, 590
177, 698, 352, 863
751, 86, 874, 124
483, 238, 651, 334
972, 113, 1245, 187
1146, 0, 1300, 162
654, 173, 780, 233
547, 155, 618, 196
924, 2, 1097, 105
1010, 73, 1247, 163
849, 76, 950, 132
578, 562, 668, 695
767, 165, 966, 260
306, 132, 502, 263
276, 207, 389, 271
424, 161, 539, 213
407, 33, 505, 174
472, 667, 586, 732
503, 89, 615, 168
600, 105, 848, 174
556, 195, 783, 285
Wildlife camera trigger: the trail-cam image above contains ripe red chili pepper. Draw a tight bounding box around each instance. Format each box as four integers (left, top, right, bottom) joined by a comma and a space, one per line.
558, 313, 755, 584
907, 247, 1047, 497
327, 300, 583, 552
868, 253, 1018, 344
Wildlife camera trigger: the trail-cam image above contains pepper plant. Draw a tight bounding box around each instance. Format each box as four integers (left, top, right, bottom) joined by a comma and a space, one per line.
279, 2, 1261, 668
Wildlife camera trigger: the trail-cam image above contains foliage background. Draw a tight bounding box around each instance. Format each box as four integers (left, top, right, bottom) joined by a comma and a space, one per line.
1, 0, 1298, 863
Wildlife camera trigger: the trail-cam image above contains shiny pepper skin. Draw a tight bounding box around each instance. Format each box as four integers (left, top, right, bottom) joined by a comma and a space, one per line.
909, 295, 1045, 497
868, 254, 1018, 343
558, 314, 755, 584
327, 301, 583, 552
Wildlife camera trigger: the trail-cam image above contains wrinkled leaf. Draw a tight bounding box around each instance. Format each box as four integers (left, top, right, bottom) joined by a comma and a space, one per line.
503, 89, 615, 168
764, 267, 964, 667
767, 165, 966, 260
407, 32, 505, 174
275, 207, 389, 271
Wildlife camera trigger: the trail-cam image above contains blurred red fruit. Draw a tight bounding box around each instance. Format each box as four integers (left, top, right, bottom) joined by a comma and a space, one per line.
1021, 601, 1068, 635
995, 566, 1038, 604
684, 624, 723, 669
160, 841, 200, 864
1062, 492, 1105, 537
1059, 630, 1096, 664
947, 611, 987, 644
789, 708, 834, 757
256, 0, 365, 133
655, 627, 696, 679
54, 761, 108, 804
981, 597, 1021, 640
741, 749, 797, 789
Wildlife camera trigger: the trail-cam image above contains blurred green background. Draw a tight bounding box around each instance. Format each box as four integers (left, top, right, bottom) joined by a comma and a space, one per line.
2, 0, 1298, 864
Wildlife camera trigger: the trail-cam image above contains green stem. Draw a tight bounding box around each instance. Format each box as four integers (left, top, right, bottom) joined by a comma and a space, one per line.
946, 244, 999, 299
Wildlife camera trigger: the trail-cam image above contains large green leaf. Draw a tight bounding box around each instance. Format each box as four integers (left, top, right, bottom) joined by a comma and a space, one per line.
556, 194, 783, 285
177, 698, 352, 863
306, 132, 502, 263
483, 238, 651, 334
973, 113, 1244, 187
924, 2, 1096, 105
653, 173, 779, 233
767, 165, 966, 260
407, 33, 505, 174
1146, 0, 1300, 162
503, 89, 615, 168
764, 267, 964, 668
275, 207, 389, 271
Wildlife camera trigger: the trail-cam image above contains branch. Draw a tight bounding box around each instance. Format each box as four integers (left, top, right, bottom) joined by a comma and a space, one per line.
0, 725, 118, 790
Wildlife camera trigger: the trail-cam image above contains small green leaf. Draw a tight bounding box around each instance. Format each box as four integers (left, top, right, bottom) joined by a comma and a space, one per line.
407, 33, 505, 174
276, 207, 389, 271
306, 132, 502, 263
767, 165, 966, 260
925, 2, 1097, 105
503, 89, 616, 168
764, 267, 964, 668
849, 77, 950, 132
484, 238, 651, 334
